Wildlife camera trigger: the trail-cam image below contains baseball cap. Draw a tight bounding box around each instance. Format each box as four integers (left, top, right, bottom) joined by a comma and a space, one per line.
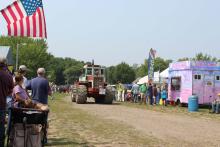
19, 65, 29, 71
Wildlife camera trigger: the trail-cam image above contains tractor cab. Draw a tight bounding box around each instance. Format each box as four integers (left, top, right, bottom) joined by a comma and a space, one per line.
79, 64, 106, 88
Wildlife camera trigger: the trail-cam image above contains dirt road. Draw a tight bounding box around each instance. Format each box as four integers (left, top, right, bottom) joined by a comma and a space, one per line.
70, 97, 220, 147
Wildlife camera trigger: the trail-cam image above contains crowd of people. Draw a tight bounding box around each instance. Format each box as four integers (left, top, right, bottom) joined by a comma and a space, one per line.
116, 81, 168, 106
116, 81, 220, 113
0, 57, 51, 146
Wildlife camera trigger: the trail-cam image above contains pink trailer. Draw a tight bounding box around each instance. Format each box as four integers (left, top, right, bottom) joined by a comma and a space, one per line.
168, 61, 220, 105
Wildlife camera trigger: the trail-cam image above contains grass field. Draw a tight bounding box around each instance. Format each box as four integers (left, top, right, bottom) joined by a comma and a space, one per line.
46, 93, 160, 147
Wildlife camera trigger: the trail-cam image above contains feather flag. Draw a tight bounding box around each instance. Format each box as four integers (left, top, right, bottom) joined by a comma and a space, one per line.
148, 48, 156, 81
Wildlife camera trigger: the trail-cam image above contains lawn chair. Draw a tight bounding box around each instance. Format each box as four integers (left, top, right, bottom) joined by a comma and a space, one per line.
6, 107, 49, 147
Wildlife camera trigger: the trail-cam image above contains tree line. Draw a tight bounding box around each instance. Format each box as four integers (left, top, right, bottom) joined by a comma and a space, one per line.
0, 36, 219, 85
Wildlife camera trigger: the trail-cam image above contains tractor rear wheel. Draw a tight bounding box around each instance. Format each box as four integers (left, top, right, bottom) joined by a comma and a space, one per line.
103, 87, 114, 104
76, 85, 87, 104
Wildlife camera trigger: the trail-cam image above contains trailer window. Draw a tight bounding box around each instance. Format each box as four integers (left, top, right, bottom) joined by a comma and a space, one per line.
194, 75, 202, 80
171, 77, 181, 91
216, 76, 220, 81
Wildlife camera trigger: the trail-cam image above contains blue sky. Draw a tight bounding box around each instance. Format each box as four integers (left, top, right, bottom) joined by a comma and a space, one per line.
0, 0, 220, 66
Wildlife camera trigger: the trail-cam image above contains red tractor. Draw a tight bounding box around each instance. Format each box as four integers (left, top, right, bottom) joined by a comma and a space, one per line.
71, 63, 114, 104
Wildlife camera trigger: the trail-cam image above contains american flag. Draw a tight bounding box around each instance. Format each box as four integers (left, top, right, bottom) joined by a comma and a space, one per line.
1, 0, 47, 38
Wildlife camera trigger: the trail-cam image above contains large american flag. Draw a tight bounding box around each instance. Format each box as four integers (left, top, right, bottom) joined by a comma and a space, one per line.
1, 0, 47, 38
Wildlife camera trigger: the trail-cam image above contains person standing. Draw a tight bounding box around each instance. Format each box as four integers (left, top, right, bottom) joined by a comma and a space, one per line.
0, 57, 14, 147
116, 81, 123, 102
26, 68, 51, 105
139, 83, 147, 104
18, 65, 29, 89
156, 86, 161, 104
153, 84, 158, 105
161, 88, 168, 106
121, 85, 125, 102
211, 93, 220, 114
131, 82, 139, 103
148, 83, 153, 105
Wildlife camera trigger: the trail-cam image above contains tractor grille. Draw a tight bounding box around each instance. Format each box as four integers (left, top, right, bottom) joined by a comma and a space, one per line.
93, 77, 104, 88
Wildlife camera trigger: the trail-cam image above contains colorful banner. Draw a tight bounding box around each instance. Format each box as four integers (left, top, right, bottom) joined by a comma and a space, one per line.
148, 48, 156, 81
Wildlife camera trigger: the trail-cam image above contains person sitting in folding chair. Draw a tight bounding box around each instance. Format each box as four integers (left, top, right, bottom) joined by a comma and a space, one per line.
211, 93, 220, 114
13, 74, 48, 111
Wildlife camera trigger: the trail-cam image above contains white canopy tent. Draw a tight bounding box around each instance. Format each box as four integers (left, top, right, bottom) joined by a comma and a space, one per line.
160, 68, 169, 78
137, 68, 169, 85
137, 76, 148, 85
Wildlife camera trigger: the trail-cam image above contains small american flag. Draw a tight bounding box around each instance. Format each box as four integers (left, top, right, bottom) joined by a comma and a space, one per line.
1, 0, 47, 38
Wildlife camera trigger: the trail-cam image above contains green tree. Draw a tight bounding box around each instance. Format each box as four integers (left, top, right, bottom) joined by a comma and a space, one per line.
0, 36, 50, 78
0, 36, 85, 85
192, 52, 218, 61
178, 57, 190, 61
136, 59, 148, 78
114, 62, 135, 83
106, 66, 116, 84
154, 57, 170, 72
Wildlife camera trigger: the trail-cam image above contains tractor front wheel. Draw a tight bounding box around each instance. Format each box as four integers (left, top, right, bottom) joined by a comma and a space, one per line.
76, 85, 87, 104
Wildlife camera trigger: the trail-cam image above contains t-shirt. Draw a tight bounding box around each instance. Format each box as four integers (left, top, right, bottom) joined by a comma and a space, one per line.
26, 76, 50, 104
0, 70, 13, 109
117, 83, 124, 92
161, 90, 167, 99
132, 84, 139, 95
13, 85, 29, 100
139, 84, 147, 93
148, 85, 153, 97
153, 87, 158, 96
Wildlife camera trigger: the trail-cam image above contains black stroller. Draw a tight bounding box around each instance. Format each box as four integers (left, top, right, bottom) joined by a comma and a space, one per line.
6, 107, 49, 147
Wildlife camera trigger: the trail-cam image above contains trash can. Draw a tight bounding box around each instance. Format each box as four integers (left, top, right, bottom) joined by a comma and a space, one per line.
188, 95, 198, 112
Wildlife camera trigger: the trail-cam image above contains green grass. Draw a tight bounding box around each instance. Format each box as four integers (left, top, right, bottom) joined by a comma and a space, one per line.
46, 93, 161, 147
121, 101, 220, 121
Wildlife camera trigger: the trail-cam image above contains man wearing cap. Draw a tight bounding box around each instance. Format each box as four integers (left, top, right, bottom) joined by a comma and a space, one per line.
211, 94, 220, 114
26, 68, 51, 105
0, 57, 14, 146
18, 65, 29, 89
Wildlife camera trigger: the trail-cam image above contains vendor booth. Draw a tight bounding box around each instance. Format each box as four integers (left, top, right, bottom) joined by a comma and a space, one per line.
168, 61, 220, 105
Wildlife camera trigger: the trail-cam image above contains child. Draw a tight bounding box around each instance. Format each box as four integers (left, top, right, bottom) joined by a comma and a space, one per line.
161, 88, 167, 106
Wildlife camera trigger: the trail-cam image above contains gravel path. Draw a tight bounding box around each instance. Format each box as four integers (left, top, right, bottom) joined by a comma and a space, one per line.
69, 97, 220, 147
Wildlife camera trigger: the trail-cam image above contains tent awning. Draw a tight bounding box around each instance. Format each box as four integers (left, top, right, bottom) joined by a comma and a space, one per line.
137, 68, 169, 84
0, 46, 13, 65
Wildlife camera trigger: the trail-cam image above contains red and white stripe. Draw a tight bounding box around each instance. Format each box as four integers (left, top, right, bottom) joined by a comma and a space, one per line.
1, 1, 26, 24
7, 7, 47, 38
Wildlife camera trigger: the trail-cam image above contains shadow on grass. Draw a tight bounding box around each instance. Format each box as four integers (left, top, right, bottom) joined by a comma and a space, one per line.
85, 101, 121, 105
45, 137, 89, 146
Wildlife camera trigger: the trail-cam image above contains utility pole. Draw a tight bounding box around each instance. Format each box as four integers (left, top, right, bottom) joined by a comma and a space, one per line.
16, 43, 27, 71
